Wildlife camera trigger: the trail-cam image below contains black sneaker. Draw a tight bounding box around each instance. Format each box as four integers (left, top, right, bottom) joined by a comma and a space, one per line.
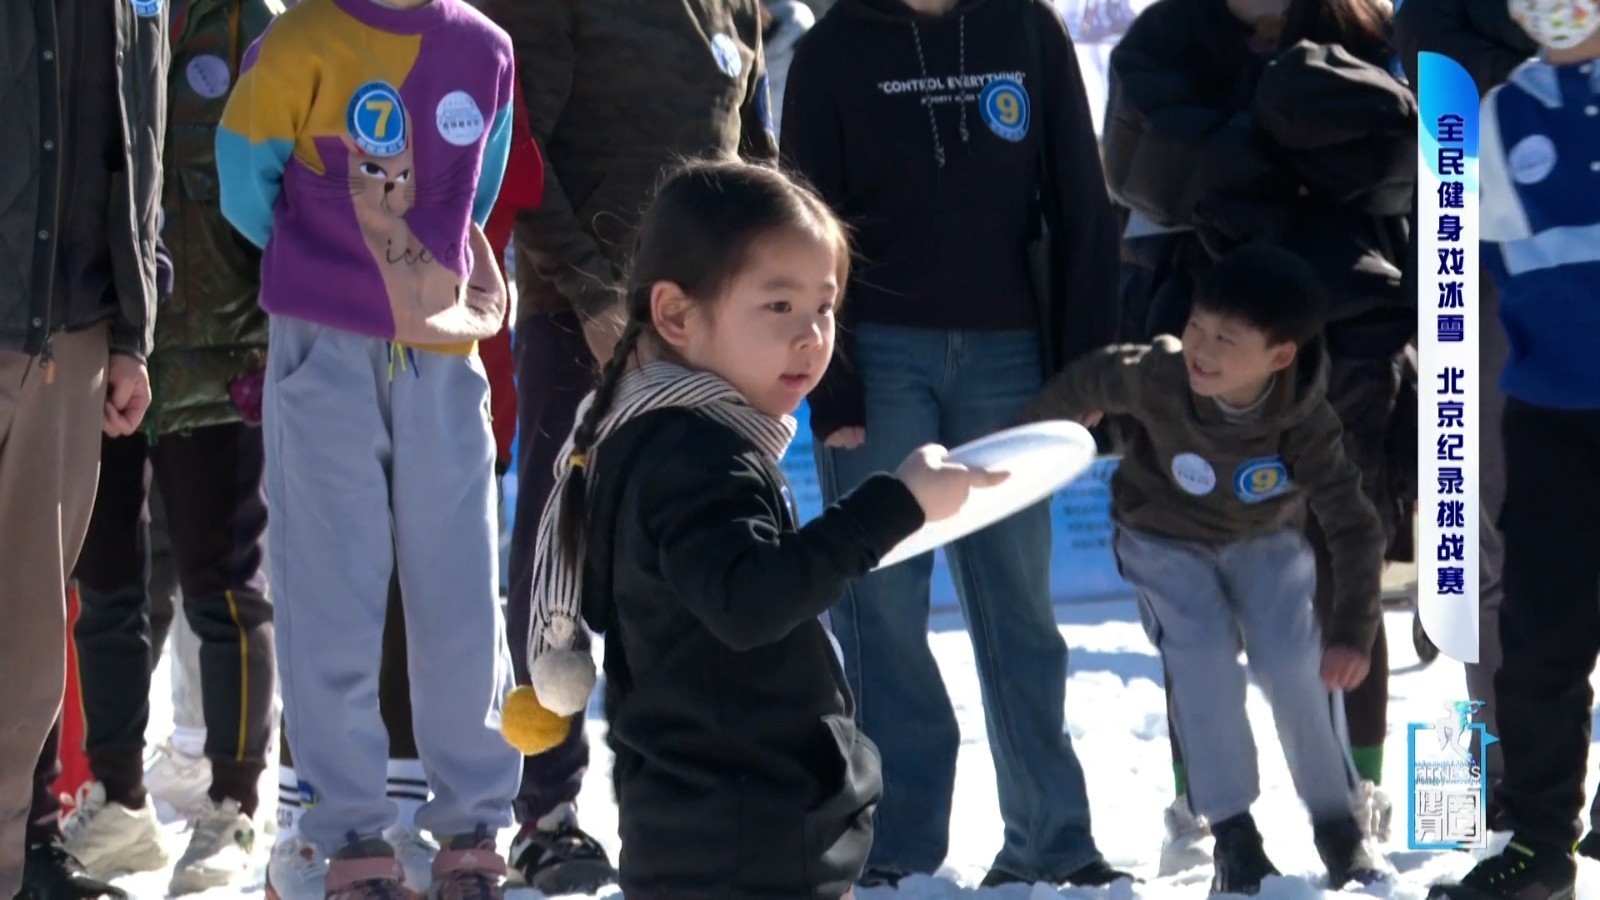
1427, 839, 1576, 900
1314, 816, 1393, 888
17, 840, 129, 899
1210, 814, 1279, 896
979, 860, 1135, 888
508, 821, 617, 895
1576, 830, 1600, 862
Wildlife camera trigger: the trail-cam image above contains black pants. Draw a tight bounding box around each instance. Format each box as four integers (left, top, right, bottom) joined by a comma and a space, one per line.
46, 425, 274, 815
1493, 400, 1600, 849
504, 310, 594, 823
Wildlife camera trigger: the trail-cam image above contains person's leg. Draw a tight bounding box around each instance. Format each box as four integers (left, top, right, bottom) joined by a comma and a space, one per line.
1469, 272, 1508, 799
1112, 528, 1258, 826
938, 328, 1104, 881
390, 348, 519, 883
506, 312, 593, 827
147, 481, 177, 667
71, 433, 156, 814
1309, 355, 1396, 788
151, 423, 275, 892
1225, 530, 1360, 822
817, 323, 950, 878
18, 718, 128, 899
0, 325, 109, 896
378, 568, 440, 893
1493, 401, 1600, 852
150, 423, 274, 816
264, 318, 400, 860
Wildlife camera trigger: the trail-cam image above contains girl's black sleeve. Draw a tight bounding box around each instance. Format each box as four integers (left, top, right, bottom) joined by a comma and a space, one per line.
644, 441, 925, 653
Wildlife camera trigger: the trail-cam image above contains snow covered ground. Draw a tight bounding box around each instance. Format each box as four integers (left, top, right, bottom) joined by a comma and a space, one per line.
112, 599, 1600, 899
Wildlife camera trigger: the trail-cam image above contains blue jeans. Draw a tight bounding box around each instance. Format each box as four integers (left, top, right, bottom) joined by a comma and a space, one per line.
816, 324, 1102, 879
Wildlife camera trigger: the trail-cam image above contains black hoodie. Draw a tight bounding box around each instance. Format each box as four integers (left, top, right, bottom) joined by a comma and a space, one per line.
782, 0, 1120, 438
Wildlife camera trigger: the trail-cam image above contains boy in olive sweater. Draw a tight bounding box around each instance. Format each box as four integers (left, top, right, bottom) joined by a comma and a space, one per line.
1027, 245, 1391, 894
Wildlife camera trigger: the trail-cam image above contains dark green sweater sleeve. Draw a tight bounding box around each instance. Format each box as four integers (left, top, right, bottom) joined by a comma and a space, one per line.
1282, 402, 1388, 651
1025, 336, 1180, 423
646, 449, 924, 653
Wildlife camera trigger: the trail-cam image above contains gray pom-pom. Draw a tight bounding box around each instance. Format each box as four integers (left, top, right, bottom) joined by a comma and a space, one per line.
530, 648, 597, 717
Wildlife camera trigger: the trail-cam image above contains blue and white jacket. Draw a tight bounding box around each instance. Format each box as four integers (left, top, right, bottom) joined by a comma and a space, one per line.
1480, 58, 1600, 409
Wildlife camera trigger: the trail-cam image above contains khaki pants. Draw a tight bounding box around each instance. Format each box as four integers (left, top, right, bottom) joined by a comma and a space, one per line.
0, 324, 107, 895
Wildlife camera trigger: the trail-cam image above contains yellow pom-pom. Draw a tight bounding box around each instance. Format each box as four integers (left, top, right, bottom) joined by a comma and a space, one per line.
500, 685, 573, 755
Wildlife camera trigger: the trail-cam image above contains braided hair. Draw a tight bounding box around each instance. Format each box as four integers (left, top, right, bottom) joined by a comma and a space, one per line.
554, 157, 850, 570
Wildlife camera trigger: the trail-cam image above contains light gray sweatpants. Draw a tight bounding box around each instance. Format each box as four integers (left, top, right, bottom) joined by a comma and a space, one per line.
263, 316, 520, 856
1114, 525, 1359, 825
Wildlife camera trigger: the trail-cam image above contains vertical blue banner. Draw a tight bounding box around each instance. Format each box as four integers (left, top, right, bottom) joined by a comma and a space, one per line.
1416, 52, 1481, 664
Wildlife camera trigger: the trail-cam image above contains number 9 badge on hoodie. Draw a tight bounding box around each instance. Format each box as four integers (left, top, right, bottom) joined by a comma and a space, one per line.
979, 78, 1030, 142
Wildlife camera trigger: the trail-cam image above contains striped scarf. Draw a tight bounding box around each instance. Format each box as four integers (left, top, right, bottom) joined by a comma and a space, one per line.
526, 361, 798, 678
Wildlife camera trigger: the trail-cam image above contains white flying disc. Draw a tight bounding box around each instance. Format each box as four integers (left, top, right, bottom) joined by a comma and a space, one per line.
875, 420, 1098, 570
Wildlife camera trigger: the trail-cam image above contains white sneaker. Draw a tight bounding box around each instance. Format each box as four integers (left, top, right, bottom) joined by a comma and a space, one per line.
1355, 780, 1394, 843
1158, 796, 1214, 877
60, 782, 170, 879
384, 823, 438, 893
266, 834, 329, 900
144, 738, 213, 819
168, 797, 258, 895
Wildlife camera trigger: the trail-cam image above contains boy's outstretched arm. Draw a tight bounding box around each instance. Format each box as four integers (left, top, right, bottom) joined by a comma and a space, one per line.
216, 24, 306, 249
1024, 336, 1173, 425
1282, 403, 1388, 654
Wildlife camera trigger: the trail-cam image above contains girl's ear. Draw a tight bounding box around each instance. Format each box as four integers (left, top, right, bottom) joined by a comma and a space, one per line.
651, 281, 695, 351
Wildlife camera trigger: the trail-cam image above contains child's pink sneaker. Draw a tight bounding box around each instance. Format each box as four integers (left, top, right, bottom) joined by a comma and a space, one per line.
428, 832, 507, 900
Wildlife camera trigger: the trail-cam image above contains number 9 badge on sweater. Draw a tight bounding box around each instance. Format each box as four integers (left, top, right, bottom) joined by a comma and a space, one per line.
347, 82, 407, 157
1233, 456, 1292, 503
979, 77, 1030, 142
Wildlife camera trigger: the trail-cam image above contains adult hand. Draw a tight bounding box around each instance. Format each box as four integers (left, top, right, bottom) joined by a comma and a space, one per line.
1321, 645, 1371, 691
104, 353, 151, 437
894, 444, 1009, 523
824, 427, 866, 449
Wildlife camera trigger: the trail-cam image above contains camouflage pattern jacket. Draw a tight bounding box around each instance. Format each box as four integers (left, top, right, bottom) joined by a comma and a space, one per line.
479, 0, 780, 321
151, 0, 280, 435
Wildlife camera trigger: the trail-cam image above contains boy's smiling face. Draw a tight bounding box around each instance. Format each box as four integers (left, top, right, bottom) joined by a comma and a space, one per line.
1181, 307, 1299, 407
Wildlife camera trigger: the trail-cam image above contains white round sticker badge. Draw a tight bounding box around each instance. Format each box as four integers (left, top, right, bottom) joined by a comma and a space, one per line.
435, 91, 486, 147
1508, 134, 1557, 184
186, 55, 232, 100
1170, 453, 1216, 496
711, 33, 743, 78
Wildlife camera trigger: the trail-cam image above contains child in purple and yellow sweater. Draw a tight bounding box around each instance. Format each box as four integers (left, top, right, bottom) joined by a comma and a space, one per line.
216, 0, 521, 895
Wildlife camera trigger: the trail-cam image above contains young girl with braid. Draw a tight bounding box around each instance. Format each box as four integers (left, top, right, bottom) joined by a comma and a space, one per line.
500, 158, 1004, 897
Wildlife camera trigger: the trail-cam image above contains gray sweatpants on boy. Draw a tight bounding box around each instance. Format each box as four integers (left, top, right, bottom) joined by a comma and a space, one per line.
263, 316, 520, 855
1114, 525, 1359, 825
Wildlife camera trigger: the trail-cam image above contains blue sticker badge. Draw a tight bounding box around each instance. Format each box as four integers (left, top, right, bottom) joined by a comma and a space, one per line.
346, 81, 407, 158
1233, 456, 1293, 503
979, 78, 1030, 142
132, 0, 163, 17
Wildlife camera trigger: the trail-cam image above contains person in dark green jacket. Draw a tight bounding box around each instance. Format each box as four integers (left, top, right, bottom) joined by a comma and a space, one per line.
20, 3, 280, 897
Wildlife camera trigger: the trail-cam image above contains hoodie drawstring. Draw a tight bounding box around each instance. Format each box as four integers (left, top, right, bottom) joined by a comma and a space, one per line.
387, 342, 420, 382
909, 15, 971, 169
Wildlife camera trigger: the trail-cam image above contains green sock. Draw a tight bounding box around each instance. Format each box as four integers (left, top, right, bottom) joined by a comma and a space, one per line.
1174, 761, 1188, 798
1350, 746, 1383, 785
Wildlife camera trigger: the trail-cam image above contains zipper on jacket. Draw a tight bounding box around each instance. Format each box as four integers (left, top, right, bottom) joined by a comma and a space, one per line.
40, 334, 56, 385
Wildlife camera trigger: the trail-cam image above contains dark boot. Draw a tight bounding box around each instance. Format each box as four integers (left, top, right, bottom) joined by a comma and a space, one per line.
508, 821, 616, 895
1314, 815, 1394, 888
17, 840, 129, 899
1209, 814, 1279, 896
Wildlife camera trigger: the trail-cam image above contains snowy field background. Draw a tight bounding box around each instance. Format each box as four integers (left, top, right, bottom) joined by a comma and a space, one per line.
112, 597, 1600, 899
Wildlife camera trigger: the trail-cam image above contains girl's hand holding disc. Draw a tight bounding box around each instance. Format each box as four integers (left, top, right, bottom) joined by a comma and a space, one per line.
895, 444, 1009, 523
